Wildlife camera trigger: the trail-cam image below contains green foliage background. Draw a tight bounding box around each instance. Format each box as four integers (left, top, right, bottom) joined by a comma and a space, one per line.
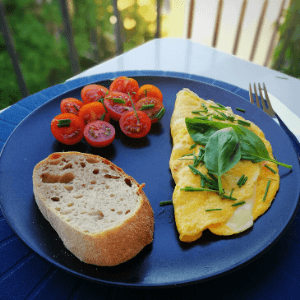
0, 0, 155, 110
271, 0, 300, 78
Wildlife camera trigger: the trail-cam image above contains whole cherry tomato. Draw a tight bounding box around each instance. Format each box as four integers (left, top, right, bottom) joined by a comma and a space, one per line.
135, 97, 165, 123
81, 84, 109, 104
137, 84, 163, 102
60, 98, 84, 115
104, 91, 133, 121
51, 113, 84, 145
78, 102, 110, 125
84, 120, 115, 147
119, 110, 151, 139
109, 76, 139, 102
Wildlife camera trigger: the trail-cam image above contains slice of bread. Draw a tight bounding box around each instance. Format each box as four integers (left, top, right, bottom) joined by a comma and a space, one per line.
32, 151, 154, 266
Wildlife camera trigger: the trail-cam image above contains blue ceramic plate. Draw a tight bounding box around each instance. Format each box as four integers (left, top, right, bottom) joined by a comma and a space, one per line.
0, 72, 299, 288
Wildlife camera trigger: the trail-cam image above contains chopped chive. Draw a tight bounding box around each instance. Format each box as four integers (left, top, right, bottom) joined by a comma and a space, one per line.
265, 165, 277, 174
214, 109, 228, 120
206, 113, 214, 117
202, 103, 208, 112
57, 119, 71, 127
140, 104, 155, 110
180, 187, 218, 192
206, 208, 222, 212
232, 201, 246, 207
222, 195, 237, 200
263, 180, 271, 201
100, 113, 106, 121
144, 89, 148, 97
242, 176, 248, 186
154, 107, 165, 120
238, 120, 251, 127
230, 188, 234, 197
105, 90, 109, 95
190, 144, 196, 150
73, 104, 79, 111
128, 93, 140, 123
209, 105, 227, 111
201, 177, 206, 188
236, 107, 246, 113
213, 115, 226, 121
159, 200, 173, 206
237, 175, 245, 187
131, 91, 136, 94
216, 102, 226, 109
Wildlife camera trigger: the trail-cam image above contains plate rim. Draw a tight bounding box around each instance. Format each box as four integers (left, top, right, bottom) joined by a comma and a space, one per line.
0, 70, 299, 288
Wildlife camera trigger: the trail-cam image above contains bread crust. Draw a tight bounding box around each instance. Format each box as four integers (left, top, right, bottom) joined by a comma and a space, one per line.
33, 152, 154, 266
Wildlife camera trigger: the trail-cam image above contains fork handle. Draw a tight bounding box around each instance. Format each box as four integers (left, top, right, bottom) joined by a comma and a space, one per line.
276, 113, 300, 163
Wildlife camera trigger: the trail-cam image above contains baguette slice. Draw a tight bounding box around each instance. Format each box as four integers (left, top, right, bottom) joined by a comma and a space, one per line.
32, 152, 154, 266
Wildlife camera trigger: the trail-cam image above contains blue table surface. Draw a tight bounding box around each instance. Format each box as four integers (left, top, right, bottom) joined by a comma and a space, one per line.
1, 71, 300, 300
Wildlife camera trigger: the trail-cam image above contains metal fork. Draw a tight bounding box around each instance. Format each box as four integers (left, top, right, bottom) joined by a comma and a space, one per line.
249, 83, 300, 161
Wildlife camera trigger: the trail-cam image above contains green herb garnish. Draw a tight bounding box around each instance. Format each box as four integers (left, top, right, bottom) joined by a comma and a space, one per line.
202, 103, 208, 113
140, 104, 155, 110
57, 119, 71, 127
100, 113, 106, 121
190, 144, 196, 150
106, 97, 126, 104
222, 194, 237, 200
206, 208, 222, 212
232, 201, 246, 207
265, 165, 277, 174
159, 200, 173, 206
73, 104, 79, 111
154, 107, 165, 120
263, 180, 271, 201
237, 120, 251, 127
213, 115, 226, 121
209, 105, 227, 111
128, 93, 140, 123
180, 186, 218, 192
236, 107, 246, 113
216, 103, 226, 109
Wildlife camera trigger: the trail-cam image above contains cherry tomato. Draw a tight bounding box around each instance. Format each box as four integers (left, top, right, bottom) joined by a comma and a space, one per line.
104, 91, 134, 121
109, 76, 139, 102
119, 111, 151, 139
81, 84, 109, 104
60, 98, 84, 115
51, 113, 84, 145
137, 84, 163, 102
135, 97, 165, 123
78, 102, 110, 125
84, 120, 115, 147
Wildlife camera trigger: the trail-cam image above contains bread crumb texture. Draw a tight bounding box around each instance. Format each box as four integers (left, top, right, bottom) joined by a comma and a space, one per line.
32, 152, 154, 266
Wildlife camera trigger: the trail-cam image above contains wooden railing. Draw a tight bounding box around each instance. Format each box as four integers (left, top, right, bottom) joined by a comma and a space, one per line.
0, 0, 288, 100
187, 0, 287, 66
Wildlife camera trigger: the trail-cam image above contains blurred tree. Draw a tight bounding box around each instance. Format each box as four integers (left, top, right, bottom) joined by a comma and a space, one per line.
271, 0, 300, 78
0, 0, 156, 110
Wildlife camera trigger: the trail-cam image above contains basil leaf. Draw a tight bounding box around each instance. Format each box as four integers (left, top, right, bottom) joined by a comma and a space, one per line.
186, 118, 217, 145
204, 128, 241, 194
186, 118, 292, 169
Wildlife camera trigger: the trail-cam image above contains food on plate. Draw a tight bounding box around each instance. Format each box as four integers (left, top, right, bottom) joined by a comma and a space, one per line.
104, 91, 133, 121
81, 84, 109, 104
51, 113, 85, 145
78, 102, 110, 124
137, 84, 163, 102
135, 97, 165, 124
169, 88, 288, 242
84, 120, 115, 147
109, 76, 139, 102
60, 98, 84, 115
120, 110, 151, 139
32, 152, 154, 266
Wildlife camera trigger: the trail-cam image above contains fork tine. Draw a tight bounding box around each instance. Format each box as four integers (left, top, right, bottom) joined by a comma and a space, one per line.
258, 83, 267, 111
249, 84, 254, 104
262, 83, 276, 117
253, 83, 261, 108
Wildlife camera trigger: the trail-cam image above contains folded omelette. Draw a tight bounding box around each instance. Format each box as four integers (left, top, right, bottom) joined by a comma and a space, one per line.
169, 89, 280, 242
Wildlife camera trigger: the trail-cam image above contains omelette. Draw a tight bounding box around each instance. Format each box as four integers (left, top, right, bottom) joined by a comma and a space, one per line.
169, 88, 280, 242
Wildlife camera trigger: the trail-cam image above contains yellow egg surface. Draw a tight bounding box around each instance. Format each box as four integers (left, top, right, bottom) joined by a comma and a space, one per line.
169, 89, 280, 242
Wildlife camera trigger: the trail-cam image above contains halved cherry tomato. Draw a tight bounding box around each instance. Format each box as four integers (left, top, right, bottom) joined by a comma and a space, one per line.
78, 102, 110, 125
109, 76, 139, 102
135, 97, 165, 123
137, 84, 163, 102
60, 98, 84, 115
81, 84, 109, 104
51, 113, 84, 145
84, 120, 115, 147
119, 111, 151, 139
104, 91, 133, 121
